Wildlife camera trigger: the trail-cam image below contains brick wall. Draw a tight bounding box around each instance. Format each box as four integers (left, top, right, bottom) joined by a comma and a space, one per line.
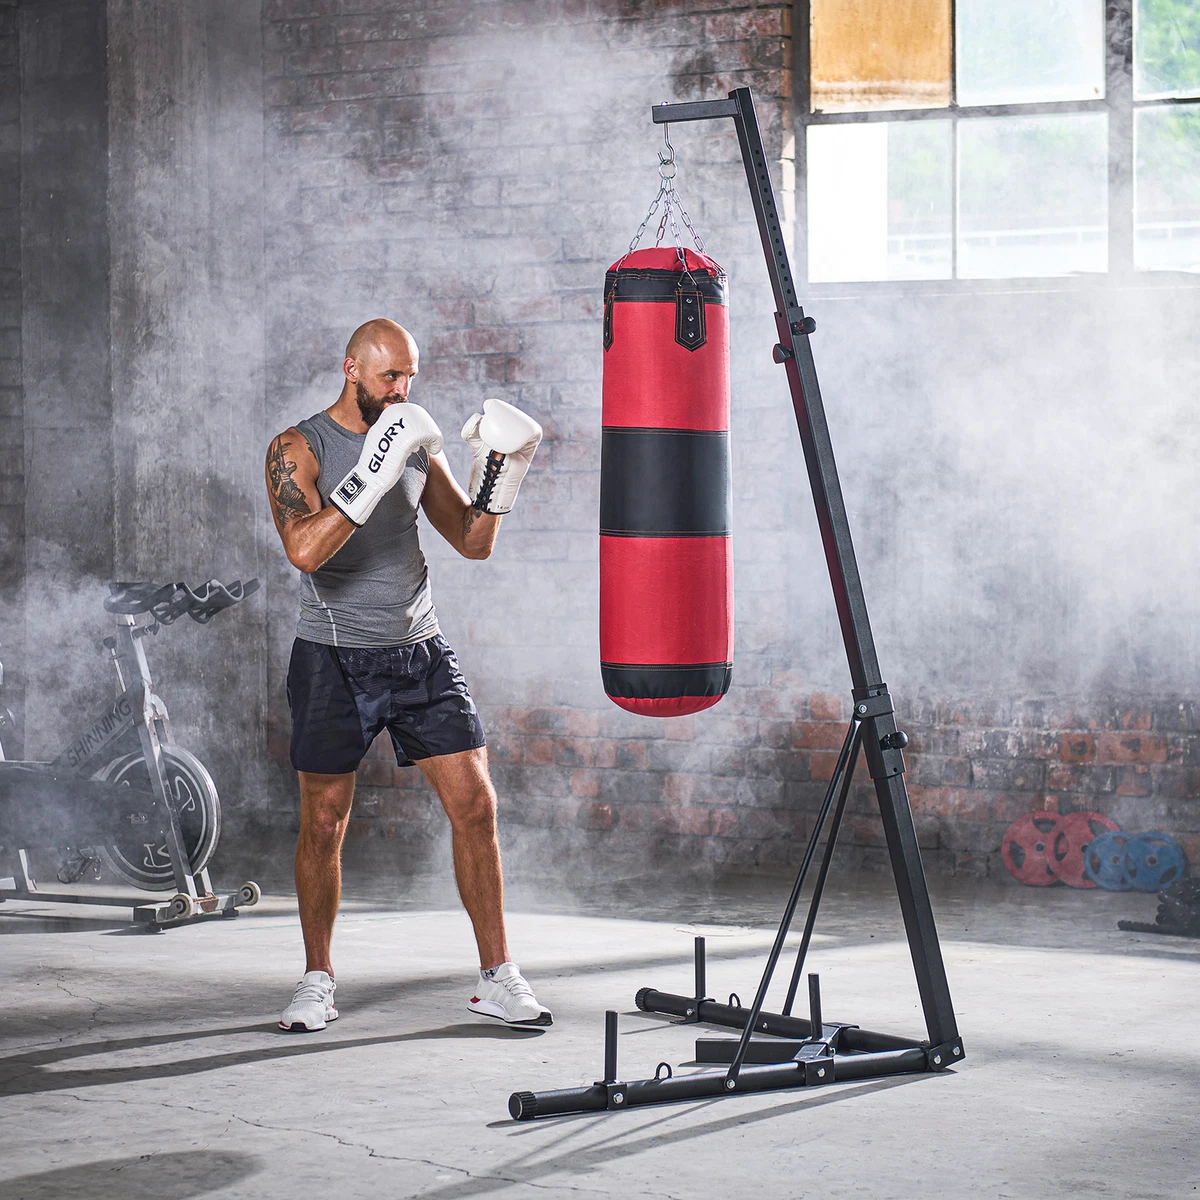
342, 684, 1199, 879
259, 0, 803, 864
253, 0, 1197, 883
0, 0, 21, 752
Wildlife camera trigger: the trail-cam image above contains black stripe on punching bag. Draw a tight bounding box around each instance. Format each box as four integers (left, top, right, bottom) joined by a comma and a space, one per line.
600, 429, 730, 537
601, 662, 733, 699
603, 268, 727, 305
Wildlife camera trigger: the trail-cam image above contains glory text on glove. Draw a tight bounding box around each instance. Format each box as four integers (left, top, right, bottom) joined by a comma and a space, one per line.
331, 402, 444, 526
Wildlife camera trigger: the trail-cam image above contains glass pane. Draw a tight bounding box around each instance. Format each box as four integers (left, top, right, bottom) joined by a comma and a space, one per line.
956, 0, 1105, 106
808, 125, 889, 280
1135, 0, 1200, 99
811, 0, 951, 113
888, 121, 954, 279
957, 114, 1108, 278
807, 122, 952, 282
1135, 106, 1200, 271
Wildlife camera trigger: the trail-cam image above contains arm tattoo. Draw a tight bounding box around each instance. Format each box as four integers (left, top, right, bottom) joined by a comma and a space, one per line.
267, 436, 311, 526
463, 505, 478, 541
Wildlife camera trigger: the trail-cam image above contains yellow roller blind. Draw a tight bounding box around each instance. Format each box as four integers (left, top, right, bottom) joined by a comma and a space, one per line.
811, 0, 952, 112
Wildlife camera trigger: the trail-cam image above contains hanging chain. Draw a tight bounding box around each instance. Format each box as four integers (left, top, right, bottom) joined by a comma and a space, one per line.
619, 123, 706, 272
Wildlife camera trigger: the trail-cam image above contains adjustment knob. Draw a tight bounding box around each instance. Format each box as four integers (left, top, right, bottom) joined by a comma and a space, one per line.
772, 344, 794, 363
880, 731, 909, 751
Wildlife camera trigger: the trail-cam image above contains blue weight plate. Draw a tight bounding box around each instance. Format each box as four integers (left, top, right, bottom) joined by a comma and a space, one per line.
1124, 831, 1186, 893
1084, 830, 1134, 891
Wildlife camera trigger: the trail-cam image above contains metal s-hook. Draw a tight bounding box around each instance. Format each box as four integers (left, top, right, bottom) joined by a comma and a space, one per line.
621, 117, 705, 264
658, 122, 677, 180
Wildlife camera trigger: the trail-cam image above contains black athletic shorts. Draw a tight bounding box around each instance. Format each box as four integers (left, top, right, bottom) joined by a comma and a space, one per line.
286, 634, 486, 774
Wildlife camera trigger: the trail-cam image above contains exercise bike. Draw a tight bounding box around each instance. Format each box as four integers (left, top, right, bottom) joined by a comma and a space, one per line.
0, 578, 263, 930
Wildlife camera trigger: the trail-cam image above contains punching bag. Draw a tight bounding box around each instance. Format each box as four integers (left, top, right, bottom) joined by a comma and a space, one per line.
600, 246, 732, 717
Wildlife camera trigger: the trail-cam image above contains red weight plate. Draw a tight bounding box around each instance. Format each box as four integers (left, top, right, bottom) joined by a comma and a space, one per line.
1001, 811, 1063, 886
1050, 810, 1121, 888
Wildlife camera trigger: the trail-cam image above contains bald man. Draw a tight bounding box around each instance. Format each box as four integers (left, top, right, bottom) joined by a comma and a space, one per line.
265, 319, 550, 1031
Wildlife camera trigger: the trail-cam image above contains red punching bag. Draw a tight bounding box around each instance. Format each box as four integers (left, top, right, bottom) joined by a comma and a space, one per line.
600, 246, 732, 717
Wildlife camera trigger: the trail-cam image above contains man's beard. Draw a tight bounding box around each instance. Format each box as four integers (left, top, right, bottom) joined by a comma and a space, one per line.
355, 380, 397, 427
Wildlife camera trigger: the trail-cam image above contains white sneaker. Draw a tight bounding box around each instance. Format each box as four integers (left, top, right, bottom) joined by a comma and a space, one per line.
468, 962, 553, 1026
279, 970, 338, 1032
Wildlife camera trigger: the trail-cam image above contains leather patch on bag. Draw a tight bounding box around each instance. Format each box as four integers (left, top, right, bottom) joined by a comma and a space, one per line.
675, 286, 706, 350
603, 287, 616, 351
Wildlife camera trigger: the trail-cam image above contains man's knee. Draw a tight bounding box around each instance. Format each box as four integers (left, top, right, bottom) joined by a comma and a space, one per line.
447, 781, 498, 836
300, 804, 349, 849
297, 773, 354, 848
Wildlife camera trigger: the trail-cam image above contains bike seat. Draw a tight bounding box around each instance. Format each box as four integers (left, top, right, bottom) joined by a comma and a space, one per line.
105, 581, 181, 615
105, 579, 260, 624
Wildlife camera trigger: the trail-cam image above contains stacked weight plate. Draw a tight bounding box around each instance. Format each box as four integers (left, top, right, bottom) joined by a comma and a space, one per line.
1000, 811, 1187, 891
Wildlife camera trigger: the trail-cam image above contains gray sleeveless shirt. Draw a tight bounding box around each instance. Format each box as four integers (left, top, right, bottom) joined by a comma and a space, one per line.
293, 410, 439, 648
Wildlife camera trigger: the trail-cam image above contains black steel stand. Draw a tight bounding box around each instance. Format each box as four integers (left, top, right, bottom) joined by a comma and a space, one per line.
509, 87, 963, 1120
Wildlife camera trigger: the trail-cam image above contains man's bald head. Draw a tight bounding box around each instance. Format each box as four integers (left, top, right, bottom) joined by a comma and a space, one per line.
345, 318, 418, 365
343, 318, 420, 426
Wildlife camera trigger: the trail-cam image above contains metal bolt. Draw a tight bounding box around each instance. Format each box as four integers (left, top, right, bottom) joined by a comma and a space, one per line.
613, 1092, 624, 1104
857, 704, 867, 714
761, 1022, 769, 1030
686, 1008, 694, 1016
933, 1054, 942, 1065
953, 1046, 961, 1055
817, 1067, 826, 1078
725, 1079, 736, 1090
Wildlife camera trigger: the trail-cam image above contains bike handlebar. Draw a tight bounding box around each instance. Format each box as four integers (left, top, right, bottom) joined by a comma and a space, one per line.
104, 578, 260, 624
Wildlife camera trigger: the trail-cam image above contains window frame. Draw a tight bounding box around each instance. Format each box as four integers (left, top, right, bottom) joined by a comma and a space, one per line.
793, 0, 1200, 292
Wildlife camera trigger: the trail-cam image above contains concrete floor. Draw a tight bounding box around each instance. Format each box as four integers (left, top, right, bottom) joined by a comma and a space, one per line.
1, 870, 1197, 1199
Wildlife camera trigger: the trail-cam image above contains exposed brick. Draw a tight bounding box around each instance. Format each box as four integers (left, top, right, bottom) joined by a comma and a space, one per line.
807, 692, 842, 721
1112, 707, 1153, 732
615, 740, 647, 770
1059, 733, 1095, 763
1047, 762, 1118, 795
969, 758, 1046, 792
523, 736, 554, 765
1179, 834, 1200, 867
809, 750, 839, 781
792, 721, 848, 751
570, 769, 600, 798
664, 715, 695, 740
1115, 765, 1153, 797
992, 792, 1055, 823
846, 815, 887, 847
909, 787, 992, 822
576, 801, 615, 831
1098, 733, 1169, 765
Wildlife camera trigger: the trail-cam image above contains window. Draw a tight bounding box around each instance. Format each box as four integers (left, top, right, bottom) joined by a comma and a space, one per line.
799, 0, 1200, 283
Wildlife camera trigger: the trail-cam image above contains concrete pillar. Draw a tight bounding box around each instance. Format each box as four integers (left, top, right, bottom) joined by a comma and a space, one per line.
0, 0, 22, 753
19, 0, 113, 756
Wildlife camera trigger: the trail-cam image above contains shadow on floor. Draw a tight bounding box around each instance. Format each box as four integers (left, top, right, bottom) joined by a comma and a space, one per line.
417, 1074, 938, 1198
0, 1021, 542, 1099
0, 1149, 261, 1200
0, 910, 153, 935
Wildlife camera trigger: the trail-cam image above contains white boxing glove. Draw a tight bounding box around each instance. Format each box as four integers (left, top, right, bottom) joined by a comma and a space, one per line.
330, 402, 444, 526
461, 398, 542, 515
